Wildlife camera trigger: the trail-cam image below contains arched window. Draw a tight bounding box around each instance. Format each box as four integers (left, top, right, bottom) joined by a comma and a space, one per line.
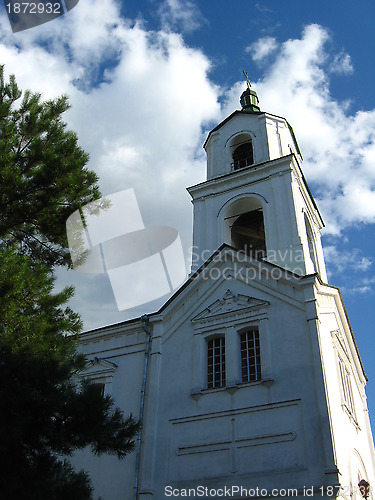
230, 133, 254, 170
207, 336, 226, 388
232, 141, 254, 170
231, 209, 266, 257
240, 329, 261, 383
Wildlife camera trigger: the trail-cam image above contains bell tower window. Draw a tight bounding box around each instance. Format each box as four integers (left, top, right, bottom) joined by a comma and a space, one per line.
231, 209, 266, 257
232, 142, 254, 170
230, 134, 254, 170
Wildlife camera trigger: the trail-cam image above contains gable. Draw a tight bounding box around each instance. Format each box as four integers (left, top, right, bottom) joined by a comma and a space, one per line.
80, 357, 118, 378
192, 289, 269, 324
158, 245, 308, 342
203, 110, 264, 149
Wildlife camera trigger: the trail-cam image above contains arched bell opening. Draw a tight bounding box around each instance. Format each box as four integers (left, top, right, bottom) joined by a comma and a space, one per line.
222, 196, 267, 259
230, 133, 254, 170
231, 209, 266, 257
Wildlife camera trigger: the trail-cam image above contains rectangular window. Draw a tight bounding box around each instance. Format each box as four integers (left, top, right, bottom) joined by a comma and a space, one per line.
240, 329, 261, 383
207, 337, 226, 389
338, 357, 356, 416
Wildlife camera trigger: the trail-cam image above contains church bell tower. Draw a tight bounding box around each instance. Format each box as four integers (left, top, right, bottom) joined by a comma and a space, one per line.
189, 82, 327, 282
183, 80, 375, 499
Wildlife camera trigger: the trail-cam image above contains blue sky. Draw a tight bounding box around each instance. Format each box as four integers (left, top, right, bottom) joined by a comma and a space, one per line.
0, 0, 374, 425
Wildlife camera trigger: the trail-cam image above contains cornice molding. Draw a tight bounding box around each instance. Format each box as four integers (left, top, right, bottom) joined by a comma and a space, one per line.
80, 357, 118, 378
192, 289, 269, 328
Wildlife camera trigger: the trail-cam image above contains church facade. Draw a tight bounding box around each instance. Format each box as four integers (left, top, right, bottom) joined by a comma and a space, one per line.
72, 86, 375, 500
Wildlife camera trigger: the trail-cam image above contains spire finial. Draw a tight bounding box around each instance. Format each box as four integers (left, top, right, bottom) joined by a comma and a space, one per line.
240, 71, 260, 113
243, 70, 252, 91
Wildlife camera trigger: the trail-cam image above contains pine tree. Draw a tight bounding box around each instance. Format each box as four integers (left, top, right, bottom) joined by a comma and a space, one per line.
0, 64, 100, 267
0, 67, 138, 498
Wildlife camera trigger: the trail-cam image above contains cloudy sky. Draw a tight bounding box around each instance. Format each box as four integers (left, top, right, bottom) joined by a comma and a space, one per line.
1, 0, 374, 420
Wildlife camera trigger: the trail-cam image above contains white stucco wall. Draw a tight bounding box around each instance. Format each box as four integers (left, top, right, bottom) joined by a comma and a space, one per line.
315, 288, 375, 500
71, 323, 147, 499
136, 255, 340, 498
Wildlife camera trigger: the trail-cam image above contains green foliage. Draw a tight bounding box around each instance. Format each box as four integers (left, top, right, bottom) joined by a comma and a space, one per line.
0, 64, 100, 267
0, 247, 82, 357
0, 68, 139, 498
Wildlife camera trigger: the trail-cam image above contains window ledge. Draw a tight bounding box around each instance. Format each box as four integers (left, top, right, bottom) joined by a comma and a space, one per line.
261, 378, 275, 388
191, 389, 203, 400
190, 386, 227, 399
237, 378, 274, 389
191, 378, 274, 399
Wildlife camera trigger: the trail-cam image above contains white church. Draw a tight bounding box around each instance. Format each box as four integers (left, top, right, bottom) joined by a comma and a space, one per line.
73, 85, 375, 499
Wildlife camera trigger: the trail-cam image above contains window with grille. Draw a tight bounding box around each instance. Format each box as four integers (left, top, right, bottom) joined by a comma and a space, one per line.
240, 329, 261, 383
232, 141, 254, 170
207, 337, 226, 388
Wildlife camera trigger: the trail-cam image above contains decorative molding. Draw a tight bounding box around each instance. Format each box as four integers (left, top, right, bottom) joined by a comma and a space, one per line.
78, 357, 118, 395
192, 289, 269, 328
176, 431, 296, 456
82, 356, 118, 377
217, 192, 269, 218
169, 400, 304, 481
170, 399, 301, 424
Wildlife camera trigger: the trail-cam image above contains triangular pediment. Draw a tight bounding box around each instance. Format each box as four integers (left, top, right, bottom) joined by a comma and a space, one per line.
158, 244, 305, 321
192, 289, 269, 324
81, 357, 118, 377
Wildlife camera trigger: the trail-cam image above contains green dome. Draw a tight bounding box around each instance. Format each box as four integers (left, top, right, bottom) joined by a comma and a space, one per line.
240, 87, 260, 113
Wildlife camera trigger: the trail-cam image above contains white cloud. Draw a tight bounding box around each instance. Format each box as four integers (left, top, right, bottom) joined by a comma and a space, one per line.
348, 286, 372, 294
330, 51, 354, 75
1, 11, 374, 326
324, 246, 372, 274
324, 246, 373, 294
0, 0, 219, 327
158, 0, 204, 33
250, 24, 375, 234
246, 36, 278, 62
1, 1, 220, 224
